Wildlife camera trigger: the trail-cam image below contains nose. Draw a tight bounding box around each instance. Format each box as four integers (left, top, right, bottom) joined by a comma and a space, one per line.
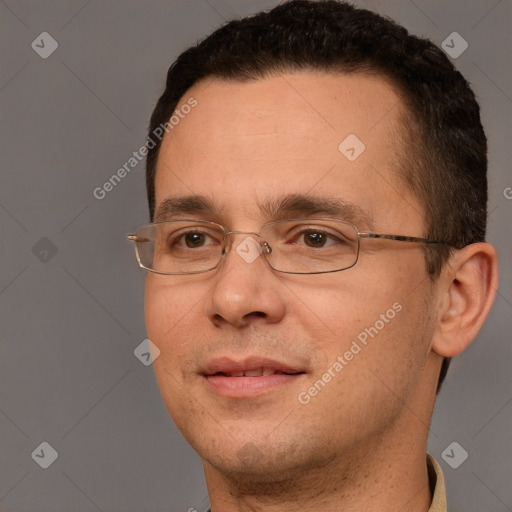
205, 233, 286, 328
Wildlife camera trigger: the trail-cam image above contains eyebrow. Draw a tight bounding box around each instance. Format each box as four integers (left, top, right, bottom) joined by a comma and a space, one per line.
153, 193, 374, 229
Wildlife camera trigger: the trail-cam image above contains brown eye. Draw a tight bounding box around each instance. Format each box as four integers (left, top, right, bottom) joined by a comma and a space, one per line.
184, 233, 206, 248
303, 231, 327, 248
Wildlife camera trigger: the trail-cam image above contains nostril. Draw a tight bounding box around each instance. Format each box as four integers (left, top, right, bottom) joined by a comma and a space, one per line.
243, 311, 266, 321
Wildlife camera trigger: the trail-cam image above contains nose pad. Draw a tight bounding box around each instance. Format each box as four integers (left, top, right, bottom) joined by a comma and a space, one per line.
261, 241, 272, 254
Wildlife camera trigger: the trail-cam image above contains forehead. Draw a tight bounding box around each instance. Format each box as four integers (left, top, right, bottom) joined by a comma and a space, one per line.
168, 71, 402, 158
154, 72, 424, 232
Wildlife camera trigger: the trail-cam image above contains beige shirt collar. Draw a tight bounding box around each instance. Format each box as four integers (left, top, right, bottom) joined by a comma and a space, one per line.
427, 454, 447, 512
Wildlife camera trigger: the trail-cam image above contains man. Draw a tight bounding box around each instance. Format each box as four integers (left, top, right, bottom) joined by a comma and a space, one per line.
128, 1, 498, 510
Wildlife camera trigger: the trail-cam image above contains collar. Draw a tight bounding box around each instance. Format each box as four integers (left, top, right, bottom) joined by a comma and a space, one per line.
427, 454, 447, 512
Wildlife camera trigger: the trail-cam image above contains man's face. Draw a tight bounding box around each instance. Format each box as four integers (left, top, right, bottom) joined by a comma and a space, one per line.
145, 72, 439, 479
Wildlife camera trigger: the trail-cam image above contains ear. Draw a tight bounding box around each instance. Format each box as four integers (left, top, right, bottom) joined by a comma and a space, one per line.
431, 242, 499, 358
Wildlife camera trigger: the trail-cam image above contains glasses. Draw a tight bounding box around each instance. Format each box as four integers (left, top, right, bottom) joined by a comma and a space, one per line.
127, 218, 445, 275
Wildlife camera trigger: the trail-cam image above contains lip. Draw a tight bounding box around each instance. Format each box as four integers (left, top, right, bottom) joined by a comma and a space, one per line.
203, 356, 304, 376
201, 356, 306, 398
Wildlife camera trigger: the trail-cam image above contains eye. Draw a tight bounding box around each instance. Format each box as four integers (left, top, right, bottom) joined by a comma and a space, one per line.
169, 229, 220, 250
291, 228, 346, 249
183, 232, 207, 248
301, 230, 332, 248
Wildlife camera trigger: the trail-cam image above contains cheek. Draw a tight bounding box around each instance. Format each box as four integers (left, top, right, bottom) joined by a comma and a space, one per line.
144, 278, 201, 426
290, 275, 401, 340
294, 292, 432, 444
144, 277, 200, 369
299, 268, 432, 393
145, 280, 172, 349
352, 294, 430, 395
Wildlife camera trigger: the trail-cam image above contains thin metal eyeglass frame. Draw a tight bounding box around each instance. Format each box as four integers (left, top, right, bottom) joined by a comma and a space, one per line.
126, 218, 447, 275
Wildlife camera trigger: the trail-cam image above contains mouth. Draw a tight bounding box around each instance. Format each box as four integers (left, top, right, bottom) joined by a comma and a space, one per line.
209, 368, 301, 377
201, 356, 307, 398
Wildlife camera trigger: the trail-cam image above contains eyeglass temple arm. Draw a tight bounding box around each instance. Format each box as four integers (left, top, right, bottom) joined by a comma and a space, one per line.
127, 234, 150, 242
358, 233, 445, 244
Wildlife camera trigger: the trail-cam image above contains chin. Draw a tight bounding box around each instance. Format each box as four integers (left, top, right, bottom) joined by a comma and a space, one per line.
196, 428, 337, 484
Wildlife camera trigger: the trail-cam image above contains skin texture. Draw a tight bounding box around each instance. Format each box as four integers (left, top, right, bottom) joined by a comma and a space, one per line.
144, 72, 498, 511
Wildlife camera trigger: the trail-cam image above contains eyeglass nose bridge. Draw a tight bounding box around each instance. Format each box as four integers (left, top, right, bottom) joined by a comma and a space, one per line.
222, 230, 273, 255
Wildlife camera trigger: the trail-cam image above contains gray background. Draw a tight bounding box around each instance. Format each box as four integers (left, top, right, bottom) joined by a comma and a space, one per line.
1, 0, 510, 510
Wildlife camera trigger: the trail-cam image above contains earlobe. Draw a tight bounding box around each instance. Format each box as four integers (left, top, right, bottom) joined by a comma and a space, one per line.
431, 243, 499, 358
